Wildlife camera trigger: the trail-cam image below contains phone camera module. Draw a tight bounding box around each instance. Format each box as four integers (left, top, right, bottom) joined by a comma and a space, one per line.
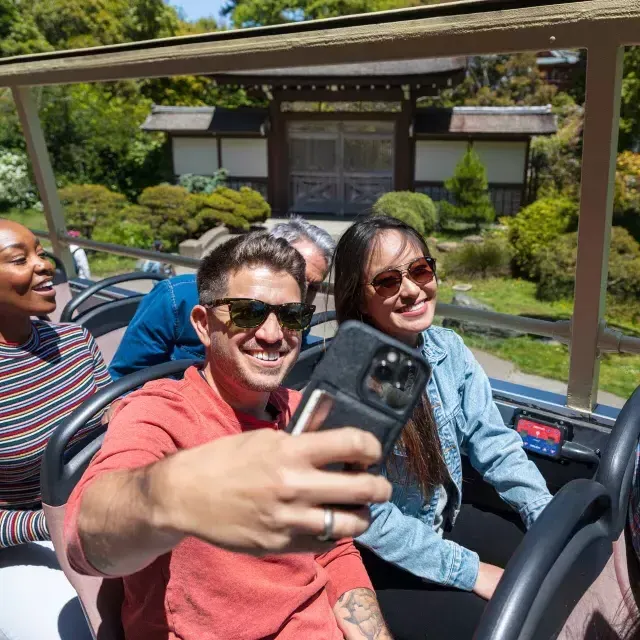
373, 360, 394, 383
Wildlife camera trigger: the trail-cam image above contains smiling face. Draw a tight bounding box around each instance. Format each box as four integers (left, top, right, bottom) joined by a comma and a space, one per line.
361, 229, 437, 345
192, 265, 302, 399
0, 220, 56, 322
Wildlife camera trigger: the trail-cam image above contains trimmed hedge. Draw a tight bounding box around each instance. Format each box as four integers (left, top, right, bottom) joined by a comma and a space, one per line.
537, 226, 640, 302
59, 184, 127, 238
507, 196, 578, 279
445, 237, 512, 279
372, 191, 437, 236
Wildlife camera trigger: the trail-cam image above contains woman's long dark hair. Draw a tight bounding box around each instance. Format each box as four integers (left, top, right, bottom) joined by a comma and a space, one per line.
333, 215, 449, 495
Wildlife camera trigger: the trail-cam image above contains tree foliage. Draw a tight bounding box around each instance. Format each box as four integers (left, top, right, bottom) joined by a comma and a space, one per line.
372, 191, 437, 236
439, 148, 495, 230
222, 0, 429, 27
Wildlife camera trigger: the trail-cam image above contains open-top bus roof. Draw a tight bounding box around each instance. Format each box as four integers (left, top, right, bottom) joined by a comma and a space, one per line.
0, 0, 636, 87
2, 0, 639, 412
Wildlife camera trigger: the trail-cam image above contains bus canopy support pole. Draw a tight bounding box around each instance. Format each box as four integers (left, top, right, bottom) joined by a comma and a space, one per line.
11, 86, 75, 276
567, 44, 624, 412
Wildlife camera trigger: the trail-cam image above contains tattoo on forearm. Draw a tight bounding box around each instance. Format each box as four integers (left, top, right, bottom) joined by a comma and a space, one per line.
336, 588, 392, 639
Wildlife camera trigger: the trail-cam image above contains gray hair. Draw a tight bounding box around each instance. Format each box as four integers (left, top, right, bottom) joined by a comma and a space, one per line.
270, 215, 336, 265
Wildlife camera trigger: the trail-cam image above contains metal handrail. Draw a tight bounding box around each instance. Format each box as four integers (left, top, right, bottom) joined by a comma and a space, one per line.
33, 229, 200, 269
33, 232, 640, 357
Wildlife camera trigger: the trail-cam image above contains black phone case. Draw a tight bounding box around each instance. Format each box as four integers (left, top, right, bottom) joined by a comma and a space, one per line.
287, 320, 431, 467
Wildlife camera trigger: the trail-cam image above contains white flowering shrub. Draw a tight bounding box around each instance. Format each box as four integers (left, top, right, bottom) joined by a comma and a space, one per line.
0, 150, 39, 210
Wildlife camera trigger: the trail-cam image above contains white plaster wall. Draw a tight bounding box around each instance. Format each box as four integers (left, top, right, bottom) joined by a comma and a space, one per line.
414, 140, 468, 182
172, 137, 219, 176
473, 141, 527, 184
220, 138, 268, 177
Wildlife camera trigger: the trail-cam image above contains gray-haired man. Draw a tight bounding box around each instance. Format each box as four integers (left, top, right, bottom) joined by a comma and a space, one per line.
109, 216, 336, 379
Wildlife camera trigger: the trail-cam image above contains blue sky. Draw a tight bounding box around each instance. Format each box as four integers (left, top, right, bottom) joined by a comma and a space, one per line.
169, 0, 228, 22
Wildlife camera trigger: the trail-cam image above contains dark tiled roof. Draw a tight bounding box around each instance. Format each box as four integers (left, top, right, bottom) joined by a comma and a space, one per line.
414, 106, 557, 136
214, 57, 467, 82
141, 106, 268, 134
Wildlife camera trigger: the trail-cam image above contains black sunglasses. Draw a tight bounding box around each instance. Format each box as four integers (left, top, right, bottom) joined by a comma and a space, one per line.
369, 257, 436, 298
207, 298, 316, 331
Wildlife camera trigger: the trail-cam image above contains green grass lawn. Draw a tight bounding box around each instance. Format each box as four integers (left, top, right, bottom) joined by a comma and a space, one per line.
438, 277, 640, 400
88, 254, 138, 278
2, 207, 48, 230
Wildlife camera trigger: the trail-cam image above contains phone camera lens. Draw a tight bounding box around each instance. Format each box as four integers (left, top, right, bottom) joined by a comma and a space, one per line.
374, 360, 394, 383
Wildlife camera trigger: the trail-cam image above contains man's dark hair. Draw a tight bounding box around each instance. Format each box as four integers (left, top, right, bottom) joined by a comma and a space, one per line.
197, 232, 307, 305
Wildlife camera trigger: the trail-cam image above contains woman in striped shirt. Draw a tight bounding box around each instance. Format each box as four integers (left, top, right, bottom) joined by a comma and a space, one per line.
0, 219, 111, 639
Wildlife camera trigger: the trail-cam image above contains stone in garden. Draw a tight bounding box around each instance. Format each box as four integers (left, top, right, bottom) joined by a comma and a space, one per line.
436, 241, 460, 253
462, 235, 484, 244
427, 237, 439, 247
442, 293, 522, 339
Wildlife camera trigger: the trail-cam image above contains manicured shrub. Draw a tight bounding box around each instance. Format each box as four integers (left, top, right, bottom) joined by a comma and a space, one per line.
507, 196, 578, 279
59, 184, 127, 238
372, 191, 437, 236
614, 151, 640, 242
438, 148, 495, 230
137, 184, 197, 250
193, 186, 270, 235
536, 227, 640, 302
93, 210, 155, 248
444, 237, 512, 279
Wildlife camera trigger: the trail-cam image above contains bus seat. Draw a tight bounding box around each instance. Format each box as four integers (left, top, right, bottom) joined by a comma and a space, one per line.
60, 272, 167, 366
41, 360, 197, 640
474, 478, 613, 640
595, 385, 640, 537
557, 526, 639, 639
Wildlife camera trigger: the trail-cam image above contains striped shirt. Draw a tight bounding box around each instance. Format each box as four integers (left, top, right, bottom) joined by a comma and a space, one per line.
0, 320, 111, 547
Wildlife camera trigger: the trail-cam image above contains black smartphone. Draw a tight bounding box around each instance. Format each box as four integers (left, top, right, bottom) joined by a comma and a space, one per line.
286, 320, 431, 471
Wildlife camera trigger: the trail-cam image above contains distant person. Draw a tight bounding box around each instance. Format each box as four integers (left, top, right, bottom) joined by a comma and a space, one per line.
108, 217, 335, 380
67, 230, 91, 280
0, 218, 110, 639
140, 239, 176, 278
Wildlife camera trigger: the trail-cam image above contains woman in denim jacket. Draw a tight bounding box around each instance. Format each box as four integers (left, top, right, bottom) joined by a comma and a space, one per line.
333, 216, 552, 639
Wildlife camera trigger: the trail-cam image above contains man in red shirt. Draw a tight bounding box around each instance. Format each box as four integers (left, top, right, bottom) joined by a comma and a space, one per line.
65, 232, 393, 640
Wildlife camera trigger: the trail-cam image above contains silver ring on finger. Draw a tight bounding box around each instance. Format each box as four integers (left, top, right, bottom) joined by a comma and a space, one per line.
317, 507, 335, 542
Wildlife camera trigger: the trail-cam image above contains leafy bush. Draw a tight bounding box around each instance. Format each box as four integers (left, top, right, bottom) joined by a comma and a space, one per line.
614, 151, 640, 242
215, 186, 271, 224
93, 210, 155, 248
445, 237, 512, 279
507, 197, 578, 279
193, 186, 270, 235
438, 148, 495, 230
0, 150, 38, 210
537, 227, 640, 302
59, 184, 127, 238
179, 169, 229, 194
137, 184, 197, 250
372, 191, 437, 236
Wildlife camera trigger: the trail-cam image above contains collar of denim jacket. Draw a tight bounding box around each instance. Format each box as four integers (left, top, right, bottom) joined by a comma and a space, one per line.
419, 330, 447, 366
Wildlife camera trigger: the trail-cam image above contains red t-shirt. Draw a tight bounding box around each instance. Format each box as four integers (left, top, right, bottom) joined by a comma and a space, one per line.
64, 366, 372, 640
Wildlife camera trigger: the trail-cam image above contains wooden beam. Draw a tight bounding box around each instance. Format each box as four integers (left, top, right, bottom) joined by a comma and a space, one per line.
11, 87, 75, 275
0, 1, 636, 87
566, 43, 624, 411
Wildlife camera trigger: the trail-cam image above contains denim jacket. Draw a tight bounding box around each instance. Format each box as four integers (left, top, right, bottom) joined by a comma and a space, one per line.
109, 274, 321, 380
357, 326, 552, 592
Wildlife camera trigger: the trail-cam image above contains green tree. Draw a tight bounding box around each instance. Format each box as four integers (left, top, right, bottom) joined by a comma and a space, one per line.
439, 148, 495, 231
222, 0, 430, 27
620, 47, 640, 152
423, 53, 560, 108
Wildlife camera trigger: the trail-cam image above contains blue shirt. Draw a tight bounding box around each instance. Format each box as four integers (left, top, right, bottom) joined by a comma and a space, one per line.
109, 274, 322, 380
356, 326, 553, 592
